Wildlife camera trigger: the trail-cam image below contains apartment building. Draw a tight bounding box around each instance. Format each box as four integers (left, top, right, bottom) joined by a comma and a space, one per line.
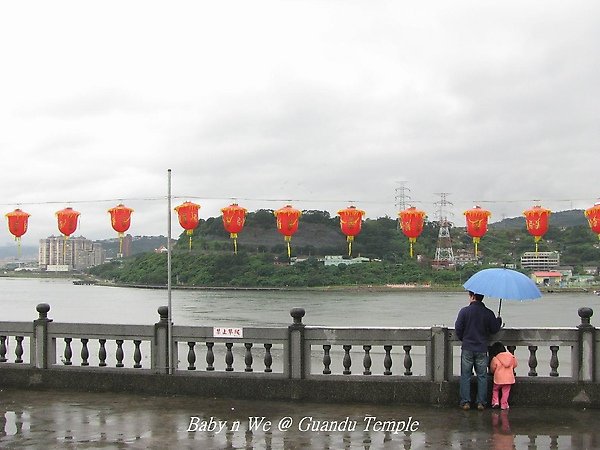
520, 251, 560, 272
39, 236, 105, 271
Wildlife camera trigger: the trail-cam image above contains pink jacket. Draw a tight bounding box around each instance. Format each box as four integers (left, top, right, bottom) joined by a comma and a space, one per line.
490, 351, 518, 384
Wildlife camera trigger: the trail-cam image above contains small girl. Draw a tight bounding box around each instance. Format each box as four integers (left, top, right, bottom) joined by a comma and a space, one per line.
489, 342, 518, 410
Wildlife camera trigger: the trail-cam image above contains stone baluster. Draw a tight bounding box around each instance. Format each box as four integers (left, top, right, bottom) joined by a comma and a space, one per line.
263, 343, 273, 373
15, 336, 24, 363
244, 343, 253, 372
289, 307, 306, 379
322, 345, 332, 374
577, 307, 594, 382
0, 336, 6, 362
206, 342, 215, 371
383, 345, 392, 375
63, 338, 73, 365
116, 340, 124, 368
363, 345, 372, 375
133, 340, 142, 368
403, 345, 413, 376
549, 346, 559, 377
98, 339, 107, 367
528, 346, 538, 376
80, 338, 89, 366
154, 306, 170, 374
187, 342, 196, 370
34, 303, 54, 369
342, 345, 352, 375
225, 342, 234, 371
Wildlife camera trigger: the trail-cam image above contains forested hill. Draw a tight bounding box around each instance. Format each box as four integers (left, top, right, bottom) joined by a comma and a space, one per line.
165, 209, 598, 266
490, 209, 587, 229
88, 208, 599, 287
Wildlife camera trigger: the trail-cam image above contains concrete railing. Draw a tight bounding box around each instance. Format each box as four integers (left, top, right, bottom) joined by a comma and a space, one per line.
0, 303, 598, 407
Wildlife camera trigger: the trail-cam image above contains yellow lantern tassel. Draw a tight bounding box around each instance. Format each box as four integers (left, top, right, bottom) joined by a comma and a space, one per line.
285, 235, 292, 258
118, 232, 124, 256
409, 237, 416, 258
473, 237, 480, 257
185, 229, 194, 251
16, 237, 21, 259
230, 233, 238, 255
534, 235, 541, 255
347, 236, 354, 256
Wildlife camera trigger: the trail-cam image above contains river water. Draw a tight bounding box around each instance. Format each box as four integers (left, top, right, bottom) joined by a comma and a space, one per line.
2, 277, 600, 449
1, 277, 599, 328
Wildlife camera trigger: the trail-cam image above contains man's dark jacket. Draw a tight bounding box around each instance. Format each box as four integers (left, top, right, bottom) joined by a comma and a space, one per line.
455, 301, 502, 352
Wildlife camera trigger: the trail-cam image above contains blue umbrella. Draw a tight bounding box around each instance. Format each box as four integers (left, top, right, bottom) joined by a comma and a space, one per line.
463, 268, 542, 315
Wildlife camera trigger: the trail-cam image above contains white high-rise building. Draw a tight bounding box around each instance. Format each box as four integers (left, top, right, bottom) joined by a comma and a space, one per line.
39, 236, 105, 271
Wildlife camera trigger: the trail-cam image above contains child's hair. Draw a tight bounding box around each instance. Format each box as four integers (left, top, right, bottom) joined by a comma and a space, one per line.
489, 341, 506, 359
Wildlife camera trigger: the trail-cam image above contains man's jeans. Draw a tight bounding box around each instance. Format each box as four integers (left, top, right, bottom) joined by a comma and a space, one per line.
460, 350, 489, 406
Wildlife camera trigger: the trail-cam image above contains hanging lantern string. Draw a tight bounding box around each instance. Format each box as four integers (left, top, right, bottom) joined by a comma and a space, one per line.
1, 195, 599, 209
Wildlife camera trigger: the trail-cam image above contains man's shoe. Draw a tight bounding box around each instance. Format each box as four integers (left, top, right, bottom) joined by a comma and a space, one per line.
477, 403, 485, 411
461, 403, 470, 411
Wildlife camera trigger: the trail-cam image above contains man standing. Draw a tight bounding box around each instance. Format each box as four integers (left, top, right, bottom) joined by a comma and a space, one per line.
455, 290, 502, 410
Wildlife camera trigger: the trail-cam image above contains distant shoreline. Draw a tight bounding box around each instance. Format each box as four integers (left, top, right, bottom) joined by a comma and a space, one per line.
1, 273, 595, 294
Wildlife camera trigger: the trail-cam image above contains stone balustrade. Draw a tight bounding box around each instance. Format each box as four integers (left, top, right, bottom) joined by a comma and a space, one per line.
0, 304, 598, 407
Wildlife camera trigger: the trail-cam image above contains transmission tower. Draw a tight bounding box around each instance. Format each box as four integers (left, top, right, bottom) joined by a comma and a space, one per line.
394, 181, 411, 229
433, 192, 455, 268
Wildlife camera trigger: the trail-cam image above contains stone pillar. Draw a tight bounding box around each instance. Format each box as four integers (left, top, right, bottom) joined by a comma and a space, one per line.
153, 306, 170, 374
577, 307, 594, 382
33, 303, 54, 369
431, 327, 449, 382
288, 307, 306, 379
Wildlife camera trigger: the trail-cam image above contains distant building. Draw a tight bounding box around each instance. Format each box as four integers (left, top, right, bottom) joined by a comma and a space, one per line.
121, 234, 133, 257
520, 251, 560, 271
39, 236, 105, 271
453, 249, 479, 266
320, 255, 372, 267
531, 271, 562, 286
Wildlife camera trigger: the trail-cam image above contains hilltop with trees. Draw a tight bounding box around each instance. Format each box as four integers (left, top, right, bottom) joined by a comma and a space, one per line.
87, 209, 600, 288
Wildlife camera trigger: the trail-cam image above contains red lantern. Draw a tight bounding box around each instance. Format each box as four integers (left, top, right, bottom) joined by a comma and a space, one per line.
108, 204, 134, 256
399, 207, 426, 258
5, 208, 30, 256
337, 206, 365, 256
464, 205, 491, 257
274, 205, 301, 258
174, 201, 201, 250
56, 207, 80, 237
221, 203, 247, 254
584, 203, 600, 240
5, 208, 30, 240
523, 205, 551, 253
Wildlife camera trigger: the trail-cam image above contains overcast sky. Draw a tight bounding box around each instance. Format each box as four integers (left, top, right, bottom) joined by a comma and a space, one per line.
1, 1, 599, 246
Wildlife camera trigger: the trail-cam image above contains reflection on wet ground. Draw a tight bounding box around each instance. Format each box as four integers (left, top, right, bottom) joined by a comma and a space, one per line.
0, 388, 598, 449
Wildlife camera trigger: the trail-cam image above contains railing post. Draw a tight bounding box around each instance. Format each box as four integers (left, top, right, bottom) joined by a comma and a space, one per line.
577, 307, 594, 382
289, 307, 306, 379
33, 303, 54, 369
431, 326, 449, 382
153, 306, 170, 374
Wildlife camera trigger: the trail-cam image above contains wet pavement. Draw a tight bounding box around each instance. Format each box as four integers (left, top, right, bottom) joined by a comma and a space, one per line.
0, 388, 598, 449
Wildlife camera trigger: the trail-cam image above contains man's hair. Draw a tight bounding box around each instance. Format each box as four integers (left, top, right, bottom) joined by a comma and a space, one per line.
468, 291, 484, 301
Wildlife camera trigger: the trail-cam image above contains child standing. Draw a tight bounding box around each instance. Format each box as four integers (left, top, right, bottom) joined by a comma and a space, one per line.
489, 342, 518, 410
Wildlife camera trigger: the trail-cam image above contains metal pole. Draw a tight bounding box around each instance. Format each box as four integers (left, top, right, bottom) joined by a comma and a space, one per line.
167, 169, 173, 374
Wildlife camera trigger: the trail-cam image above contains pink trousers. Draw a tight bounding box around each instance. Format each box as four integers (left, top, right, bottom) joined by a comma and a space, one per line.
492, 383, 512, 409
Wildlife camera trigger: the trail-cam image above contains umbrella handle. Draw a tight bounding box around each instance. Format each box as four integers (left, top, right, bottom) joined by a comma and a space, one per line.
498, 298, 502, 316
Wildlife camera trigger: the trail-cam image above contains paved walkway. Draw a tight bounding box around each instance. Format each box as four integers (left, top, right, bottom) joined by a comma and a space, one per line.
0, 388, 597, 449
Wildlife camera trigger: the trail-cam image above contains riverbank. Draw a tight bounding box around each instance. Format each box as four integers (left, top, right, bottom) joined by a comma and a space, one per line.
2, 272, 597, 294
